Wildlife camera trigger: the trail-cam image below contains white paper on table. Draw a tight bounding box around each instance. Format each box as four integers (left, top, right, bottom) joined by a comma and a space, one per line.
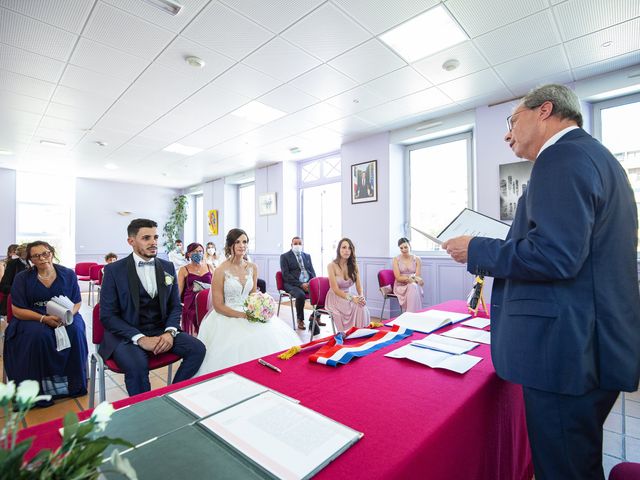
411, 334, 479, 355
199, 391, 362, 480
461, 317, 491, 329
385, 344, 482, 374
386, 309, 470, 334
168, 372, 271, 418
442, 326, 491, 344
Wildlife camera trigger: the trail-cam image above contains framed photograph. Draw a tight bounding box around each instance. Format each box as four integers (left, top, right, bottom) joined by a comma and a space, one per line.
351, 160, 378, 204
258, 192, 277, 216
207, 209, 218, 235
499, 160, 533, 220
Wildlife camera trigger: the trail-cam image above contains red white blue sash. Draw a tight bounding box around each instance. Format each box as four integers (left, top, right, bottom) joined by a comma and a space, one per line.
309, 325, 412, 367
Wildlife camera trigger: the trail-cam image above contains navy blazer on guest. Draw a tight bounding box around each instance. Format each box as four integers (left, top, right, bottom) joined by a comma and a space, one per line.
99, 254, 181, 359
468, 128, 640, 395
280, 250, 316, 291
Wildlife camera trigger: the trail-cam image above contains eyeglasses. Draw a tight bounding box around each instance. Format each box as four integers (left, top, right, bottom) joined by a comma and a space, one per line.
31, 251, 52, 260
506, 109, 527, 131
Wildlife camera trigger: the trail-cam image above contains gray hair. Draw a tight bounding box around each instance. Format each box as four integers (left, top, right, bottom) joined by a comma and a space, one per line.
521, 84, 583, 128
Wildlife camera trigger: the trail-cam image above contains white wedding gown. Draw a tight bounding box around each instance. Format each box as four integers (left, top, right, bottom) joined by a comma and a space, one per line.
195, 267, 300, 376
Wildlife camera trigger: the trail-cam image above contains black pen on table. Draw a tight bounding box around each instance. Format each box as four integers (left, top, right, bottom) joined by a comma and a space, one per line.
258, 358, 281, 373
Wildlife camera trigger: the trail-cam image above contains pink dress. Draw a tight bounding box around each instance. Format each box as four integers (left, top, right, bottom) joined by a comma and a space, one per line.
326, 278, 371, 331
393, 255, 424, 312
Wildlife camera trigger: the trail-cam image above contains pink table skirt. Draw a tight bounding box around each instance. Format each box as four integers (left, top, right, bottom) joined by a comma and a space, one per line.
19, 300, 533, 479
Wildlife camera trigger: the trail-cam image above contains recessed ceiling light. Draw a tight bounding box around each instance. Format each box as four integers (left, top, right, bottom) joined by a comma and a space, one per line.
40, 139, 66, 148
601, 41, 613, 48
96, 141, 108, 147
442, 58, 460, 71
185, 56, 205, 68
289, 147, 301, 154
142, 0, 183, 16
0, 148, 13, 156
163, 142, 203, 156
231, 101, 286, 125
380, 5, 468, 63
104, 163, 119, 170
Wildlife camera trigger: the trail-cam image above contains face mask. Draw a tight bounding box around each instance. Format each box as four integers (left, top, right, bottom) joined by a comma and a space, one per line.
207, 248, 215, 255
190, 253, 203, 264
292, 245, 303, 254
176, 245, 183, 252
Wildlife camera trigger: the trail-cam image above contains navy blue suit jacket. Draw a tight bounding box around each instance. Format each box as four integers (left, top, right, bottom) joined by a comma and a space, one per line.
280, 250, 316, 291
468, 128, 640, 395
99, 254, 181, 359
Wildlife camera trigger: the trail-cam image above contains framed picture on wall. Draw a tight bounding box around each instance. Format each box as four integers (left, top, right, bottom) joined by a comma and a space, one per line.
207, 209, 218, 235
499, 160, 533, 220
351, 160, 378, 204
258, 192, 277, 216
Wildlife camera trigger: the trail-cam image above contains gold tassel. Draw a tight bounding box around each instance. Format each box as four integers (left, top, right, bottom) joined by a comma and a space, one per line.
278, 345, 301, 360
369, 321, 384, 328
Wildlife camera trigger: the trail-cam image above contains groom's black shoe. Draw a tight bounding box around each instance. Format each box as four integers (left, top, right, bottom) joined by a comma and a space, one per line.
308, 319, 321, 335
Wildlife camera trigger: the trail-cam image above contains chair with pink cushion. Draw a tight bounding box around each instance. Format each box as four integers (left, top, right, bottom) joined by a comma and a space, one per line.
194, 288, 210, 334
378, 269, 401, 320
88, 264, 104, 306
75, 262, 97, 283
308, 277, 336, 340
275, 271, 299, 330
609, 462, 640, 480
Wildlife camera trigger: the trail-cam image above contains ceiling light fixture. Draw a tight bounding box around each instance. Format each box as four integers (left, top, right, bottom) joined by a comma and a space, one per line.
185, 56, 205, 68
142, 0, 183, 16
40, 139, 66, 148
289, 147, 301, 154
163, 142, 203, 156
0, 149, 13, 156
96, 141, 108, 147
231, 101, 286, 125
380, 5, 467, 63
601, 41, 613, 48
442, 59, 460, 71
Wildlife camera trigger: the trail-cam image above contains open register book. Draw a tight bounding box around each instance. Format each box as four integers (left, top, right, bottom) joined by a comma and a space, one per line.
386, 309, 471, 334
385, 344, 482, 374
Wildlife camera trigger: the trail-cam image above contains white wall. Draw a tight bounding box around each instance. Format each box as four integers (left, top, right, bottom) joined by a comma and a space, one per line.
0, 168, 16, 252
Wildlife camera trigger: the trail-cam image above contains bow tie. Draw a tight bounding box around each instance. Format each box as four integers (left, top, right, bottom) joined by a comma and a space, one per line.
138, 261, 155, 267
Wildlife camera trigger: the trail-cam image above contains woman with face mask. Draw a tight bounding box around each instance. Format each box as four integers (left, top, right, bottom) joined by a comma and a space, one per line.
177, 242, 214, 335
204, 242, 219, 267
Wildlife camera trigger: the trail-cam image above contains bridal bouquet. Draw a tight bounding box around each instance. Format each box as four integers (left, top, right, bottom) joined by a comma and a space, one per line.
244, 292, 276, 323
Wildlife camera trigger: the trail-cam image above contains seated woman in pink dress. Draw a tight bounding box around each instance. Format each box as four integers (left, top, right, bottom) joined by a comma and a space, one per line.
178, 242, 214, 335
392, 237, 424, 312
326, 238, 370, 331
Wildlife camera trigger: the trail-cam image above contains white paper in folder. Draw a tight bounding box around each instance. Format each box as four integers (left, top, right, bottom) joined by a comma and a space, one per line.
46, 296, 75, 351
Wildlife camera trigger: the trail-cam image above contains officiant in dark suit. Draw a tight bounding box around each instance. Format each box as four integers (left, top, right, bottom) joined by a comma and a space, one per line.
280, 236, 320, 330
100, 218, 205, 396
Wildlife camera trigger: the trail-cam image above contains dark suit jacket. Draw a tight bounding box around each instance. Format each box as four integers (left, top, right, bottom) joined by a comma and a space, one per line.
99, 254, 181, 359
468, 128, 640, 395
280, 250, 316, 291
0, 258, 27, 293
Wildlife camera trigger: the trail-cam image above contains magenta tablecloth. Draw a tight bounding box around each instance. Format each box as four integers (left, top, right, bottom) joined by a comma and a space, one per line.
20, 300, 532, 479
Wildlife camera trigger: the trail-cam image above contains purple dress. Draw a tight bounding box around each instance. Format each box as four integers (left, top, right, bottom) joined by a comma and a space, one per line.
181, 269, 212, 335
326, 278, 370, 331
393, 255, 424, 312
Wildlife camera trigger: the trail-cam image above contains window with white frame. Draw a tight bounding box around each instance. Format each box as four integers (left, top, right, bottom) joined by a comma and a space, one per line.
195, 194, 203, 245
406, 132, 473, 252
300, 154, 341, 185
594, 92, 640, 250
238, 183, 255, 250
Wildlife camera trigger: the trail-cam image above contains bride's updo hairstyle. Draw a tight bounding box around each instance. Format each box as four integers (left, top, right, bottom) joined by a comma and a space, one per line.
224, 228, 249, 258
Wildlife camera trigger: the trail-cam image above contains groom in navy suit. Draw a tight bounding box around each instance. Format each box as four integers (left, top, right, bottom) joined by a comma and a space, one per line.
100, 218, 205, 396
443, 84, 640, 480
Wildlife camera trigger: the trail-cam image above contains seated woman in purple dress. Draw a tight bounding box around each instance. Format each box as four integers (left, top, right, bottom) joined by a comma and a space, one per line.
392, 237, 424, 312
326, 238, 370, 331
5, 241, 89, 406
178, 242, 214, 335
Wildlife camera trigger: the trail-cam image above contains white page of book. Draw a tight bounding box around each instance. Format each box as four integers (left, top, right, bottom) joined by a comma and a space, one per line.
438, 208, 510, 242
461, 317, 491, 329
200, 391, 361, 480
386, 309, 470, 333
168, 372, 269, 418
412, 334, 479, 355
384, 344, 482, 374
442, 327, 491, 344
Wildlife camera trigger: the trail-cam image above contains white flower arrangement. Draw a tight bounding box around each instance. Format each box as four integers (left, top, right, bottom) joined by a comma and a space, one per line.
243, 292, 276, 323
164, 273, 174, 286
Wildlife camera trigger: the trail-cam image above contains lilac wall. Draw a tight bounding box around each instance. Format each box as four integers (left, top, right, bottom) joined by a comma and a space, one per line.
75, 178, 178, 263
0, 168, 16, 251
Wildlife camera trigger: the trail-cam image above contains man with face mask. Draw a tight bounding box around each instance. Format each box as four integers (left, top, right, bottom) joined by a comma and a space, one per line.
168, 239, 188, 272
280, 237, 320, 330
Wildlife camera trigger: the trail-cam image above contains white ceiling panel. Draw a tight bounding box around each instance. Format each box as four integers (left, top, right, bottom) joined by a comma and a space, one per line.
329, 39, 406, 83
83, 2, 175, 59
508, 70, 574, 97
0, 42, 66, 83
243, 37, 321, 82
324, 114, 379, 136
211, 63, 282, 99
474, 10, 561, 64
572, 51, 640, 82
180, 115, 261, 150
258, 84, 319, 113
357, 87, 453, 125
182, 1, 274, 61
412, 41, 489, 85
0, 6, 77, 60
46, 101, 106, 126
39, 114, 92, 132
288, 64, 356, 100
259, 114, 318, 139
0, 90, 48, 115
51, 84, 115, 111
363, 67, 432, 101
495, 45, 570, 87
0, 0, 93, 33
60, 64, 130, 98
34, 125, 85, 145
137, 120, 188, 145
101, 0, 210, 33
287, 102, 346, 126
445, 0, 548, 38
281, 3, 371, 61
70, 37, 150, 82
333, 0, 440, 35
218, 0, 324, 34
155, 35, 236, 81
564, 17, 640, 68
325, 85, 387, 114
554, 0, 640, 41
0, 69, 56, 100
175, 83, 250, 124
93, 100, 164, 134
438, 68, 506, 102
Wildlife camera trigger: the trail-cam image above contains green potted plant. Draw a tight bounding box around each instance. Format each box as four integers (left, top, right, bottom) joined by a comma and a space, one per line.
163, 194, 188, 252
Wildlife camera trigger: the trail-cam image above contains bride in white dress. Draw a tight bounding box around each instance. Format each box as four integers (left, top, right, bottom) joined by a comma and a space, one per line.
196, 228, 300, 375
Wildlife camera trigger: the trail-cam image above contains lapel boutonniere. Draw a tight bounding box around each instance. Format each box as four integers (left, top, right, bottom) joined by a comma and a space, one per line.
164, 273, 174, 286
